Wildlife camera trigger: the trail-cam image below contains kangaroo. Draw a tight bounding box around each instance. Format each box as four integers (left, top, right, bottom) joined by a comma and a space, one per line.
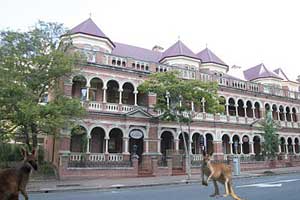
201, 152, 243, 200
0, 148, 38, 200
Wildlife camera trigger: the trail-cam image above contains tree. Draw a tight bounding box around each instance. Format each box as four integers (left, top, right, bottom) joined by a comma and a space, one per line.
0, 21, 86, 148
258, 110, 280, 160
138, 71, 224, 179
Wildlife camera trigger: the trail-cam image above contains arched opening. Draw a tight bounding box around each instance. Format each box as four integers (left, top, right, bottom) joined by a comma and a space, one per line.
90, 127, 105, 153
280, 137, 286, 153
265, 103, 271, 113
192, 133, 201, 154
122, 82, 135, 105
129, 129, 144, 162
206, 134, 214, 154
286, 107, 291, 122
254, 102, 261, 118
72, 76, 87, 100
246, 101, 253, 118
272, 105, 278, 120
295, 138, 299, 154
161, 131, 174, 157
222, 135, 230, 154
107, 80, 119, 103
287, 137, 293, 154
89, 78, 104, 102
237, 99, 245, 117
137, 91, 148, 107
253, 136, 261, 155
279, 106, 284, 121
228, 98, 236, 116
292, 108, 298, 122
70, 126, 87, 153
108, 128, 123, 153
232, 135, 241, 154
179, 132, 189, 152
242, 135, 250, 154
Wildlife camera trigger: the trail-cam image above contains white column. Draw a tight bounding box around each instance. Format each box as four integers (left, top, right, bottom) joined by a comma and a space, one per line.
229, 142, 233, 154
240, 142, 243, 154
191, 101, 195, 112
285, 144, 288, 154
279, 144, 281, 153
157, 139, 161, 154
119, 89, 123, 104
175, 139, 179, 151
235, 104, 238, 116
252, 106, 256, 119
283, 111, 286, 121
86, 86, 90, 101
105, 137, 109, 154
124, 137, 129, 154
277, 111, 280, 121
86, 136, 91, 153
134, 90, 138, 106
292, 142, 295, 154
103, 87, 107, 103
226, 104, 229, 116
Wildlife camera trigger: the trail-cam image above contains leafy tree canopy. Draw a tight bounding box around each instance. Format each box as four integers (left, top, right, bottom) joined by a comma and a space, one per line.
138, 71, 224, 121
0, 21, 85, 147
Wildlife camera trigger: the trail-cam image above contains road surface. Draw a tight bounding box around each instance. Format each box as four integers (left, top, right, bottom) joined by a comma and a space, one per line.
23, 173, 300, 200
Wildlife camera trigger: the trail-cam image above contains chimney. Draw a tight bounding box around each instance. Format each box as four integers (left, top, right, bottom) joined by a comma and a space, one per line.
152, 45, 164, 52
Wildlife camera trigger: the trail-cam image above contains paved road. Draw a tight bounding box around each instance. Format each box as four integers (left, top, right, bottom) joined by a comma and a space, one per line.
23, 173, 300, 200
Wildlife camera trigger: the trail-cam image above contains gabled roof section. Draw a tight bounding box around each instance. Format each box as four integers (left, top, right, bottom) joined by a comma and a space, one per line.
160, 40, 199, 62
273, 68, 290, 81
243, 63, 282, 81
113, 42, 162, 62
196, 48, 228, 67
124, 108, 153, 118
70, 18, 115, 47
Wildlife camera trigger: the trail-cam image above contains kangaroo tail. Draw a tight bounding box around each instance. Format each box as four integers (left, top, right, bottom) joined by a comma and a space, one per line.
228, 181, 243, 200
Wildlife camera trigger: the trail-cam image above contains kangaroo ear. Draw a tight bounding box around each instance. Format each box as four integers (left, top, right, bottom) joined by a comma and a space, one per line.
31, 148, 36, 156
21, 147, 28, 158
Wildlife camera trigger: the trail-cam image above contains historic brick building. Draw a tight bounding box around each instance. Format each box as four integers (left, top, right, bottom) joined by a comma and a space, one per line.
45, 18, 300, 179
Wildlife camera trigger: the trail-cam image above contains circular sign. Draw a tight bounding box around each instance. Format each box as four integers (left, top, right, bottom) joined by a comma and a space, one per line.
129, 130, 144, 139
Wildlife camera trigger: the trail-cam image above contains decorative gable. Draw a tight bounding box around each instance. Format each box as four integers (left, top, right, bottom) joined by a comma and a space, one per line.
125, 108, 153, 118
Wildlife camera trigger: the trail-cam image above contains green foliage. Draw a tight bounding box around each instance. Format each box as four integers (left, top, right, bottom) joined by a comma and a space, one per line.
0, 143, 23, 167
138, 71, 224, 122
0, 21, 85, 146
258, 115, 280, 160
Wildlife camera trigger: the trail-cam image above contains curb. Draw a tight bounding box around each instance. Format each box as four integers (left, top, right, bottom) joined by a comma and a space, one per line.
28, 170, 300, 194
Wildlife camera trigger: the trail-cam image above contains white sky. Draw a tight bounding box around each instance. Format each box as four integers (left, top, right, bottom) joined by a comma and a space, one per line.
1, 0, 299, 81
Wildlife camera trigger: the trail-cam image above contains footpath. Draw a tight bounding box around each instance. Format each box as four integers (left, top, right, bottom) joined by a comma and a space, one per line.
27, 166, 300, 193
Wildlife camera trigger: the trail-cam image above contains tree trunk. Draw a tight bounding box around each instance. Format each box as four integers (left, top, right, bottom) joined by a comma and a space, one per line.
31, 123, 38, 148
23, 125, 31, 149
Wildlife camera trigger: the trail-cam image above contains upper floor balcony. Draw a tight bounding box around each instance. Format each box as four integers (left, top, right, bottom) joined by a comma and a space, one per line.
75, 47, 300, 101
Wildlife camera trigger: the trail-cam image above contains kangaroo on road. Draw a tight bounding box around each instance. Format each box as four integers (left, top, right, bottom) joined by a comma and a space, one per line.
0, 148, 38, 200
201, 151, 243, 200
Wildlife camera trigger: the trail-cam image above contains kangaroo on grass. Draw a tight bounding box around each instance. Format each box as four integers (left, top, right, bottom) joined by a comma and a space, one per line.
0, 148, 38, 200
201, 150, 243, 200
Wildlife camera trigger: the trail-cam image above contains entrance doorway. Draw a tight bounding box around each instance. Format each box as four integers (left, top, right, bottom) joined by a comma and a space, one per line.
129, 129, 144, 163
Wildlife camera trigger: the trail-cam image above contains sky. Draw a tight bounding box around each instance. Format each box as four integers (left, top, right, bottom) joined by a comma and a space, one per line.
1, 0, 299, 81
